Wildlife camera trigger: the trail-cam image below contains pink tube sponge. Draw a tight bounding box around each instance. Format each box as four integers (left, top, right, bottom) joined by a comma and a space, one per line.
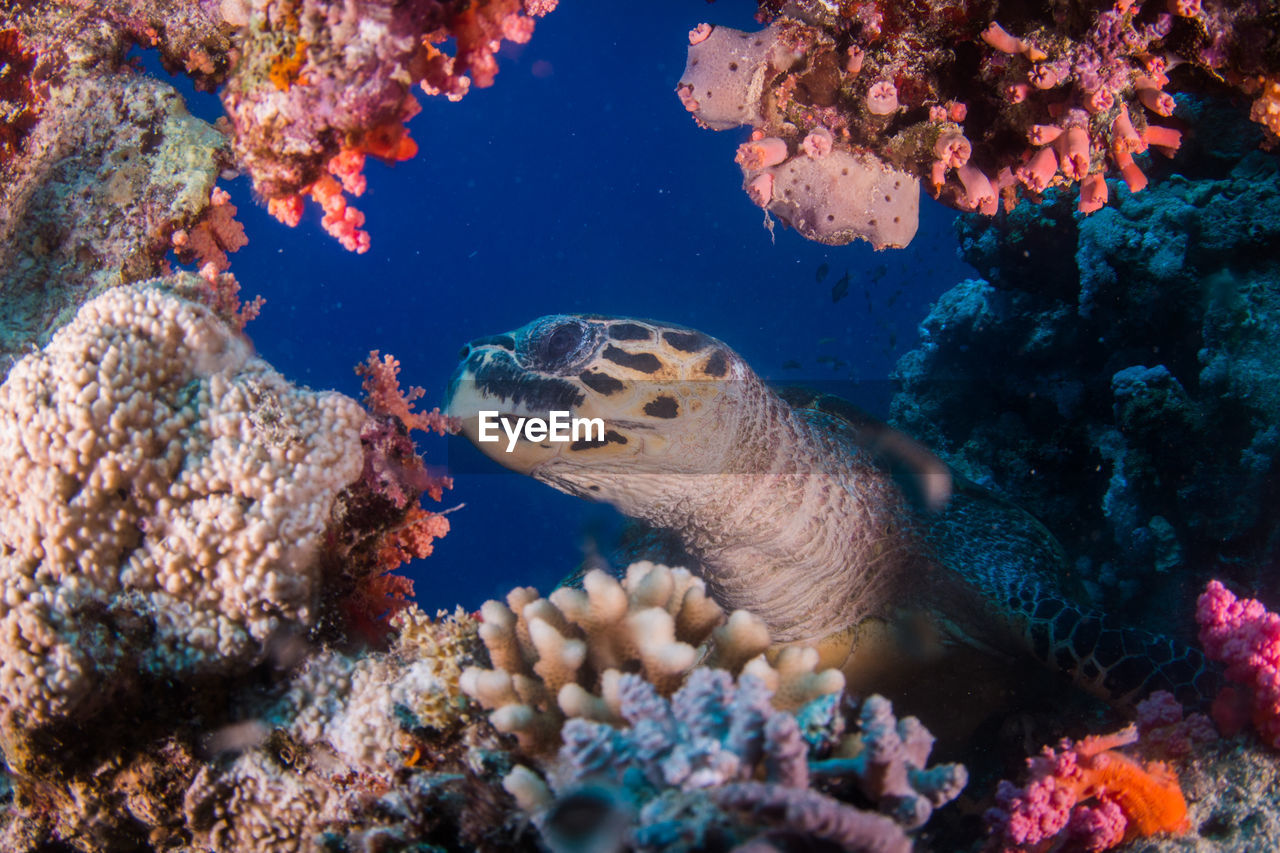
866, 81, 900, 115
933, 131, 972, 169
736, 137, 789, 170
1017, 145, 1058, 192
1077, 172, 1109, 214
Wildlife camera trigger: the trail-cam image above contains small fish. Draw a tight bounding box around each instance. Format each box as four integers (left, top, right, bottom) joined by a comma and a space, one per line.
816, 263, 830, 283
831, 271, 851, 303
869, 264, 888, 282
887, 288, 902, 308
782, 359, 803, 370
817, 337, 836, 347
832, 358, 848, 371
816, 354, 837, 364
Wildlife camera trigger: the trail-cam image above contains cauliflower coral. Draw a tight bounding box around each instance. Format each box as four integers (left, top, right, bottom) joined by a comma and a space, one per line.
0, 277, 365, 754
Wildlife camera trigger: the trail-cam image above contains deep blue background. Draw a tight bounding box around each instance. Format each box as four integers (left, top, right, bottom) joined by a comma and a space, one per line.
153, 1, 975, 611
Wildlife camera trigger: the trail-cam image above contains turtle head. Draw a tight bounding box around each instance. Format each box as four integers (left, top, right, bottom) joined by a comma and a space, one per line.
445, 315, 758, 504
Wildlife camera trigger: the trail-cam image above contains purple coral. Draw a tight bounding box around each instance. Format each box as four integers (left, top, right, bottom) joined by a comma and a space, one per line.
811, 694, 969, 830
532, 669, 957, 851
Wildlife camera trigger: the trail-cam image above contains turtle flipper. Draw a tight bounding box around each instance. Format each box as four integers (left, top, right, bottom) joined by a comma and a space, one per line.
925, 484, 1220, 710
1018, 596, 1219, 708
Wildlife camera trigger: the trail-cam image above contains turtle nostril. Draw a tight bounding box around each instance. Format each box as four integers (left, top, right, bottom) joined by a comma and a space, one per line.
458, 344, 471, 360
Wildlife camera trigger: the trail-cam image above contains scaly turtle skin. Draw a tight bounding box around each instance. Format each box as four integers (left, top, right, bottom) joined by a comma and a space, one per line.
445, 315, 1216, 707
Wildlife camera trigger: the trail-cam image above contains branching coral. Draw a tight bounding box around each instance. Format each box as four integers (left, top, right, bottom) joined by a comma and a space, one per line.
504, 669, 963, 852
170, 186, 249, 279
812, 694, 970, 831
324, 351, 458, 641
0, 278, 366, 760
679, 2, 1279, 247
461, 561, 846, 755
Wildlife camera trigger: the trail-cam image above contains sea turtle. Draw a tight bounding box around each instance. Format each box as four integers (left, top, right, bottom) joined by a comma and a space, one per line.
444, 314, 1216, 708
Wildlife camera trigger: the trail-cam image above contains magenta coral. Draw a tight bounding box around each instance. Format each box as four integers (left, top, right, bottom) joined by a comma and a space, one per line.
985, 724, 1191, 852
221, 0, 557, 251
1197, 580, 1280, 747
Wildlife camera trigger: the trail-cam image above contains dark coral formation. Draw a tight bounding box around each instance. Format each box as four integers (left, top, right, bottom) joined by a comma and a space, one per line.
892, 96, 1280, 634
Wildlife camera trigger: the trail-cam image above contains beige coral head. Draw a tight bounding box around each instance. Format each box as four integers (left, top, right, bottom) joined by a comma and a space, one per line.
0, 279, 364, 740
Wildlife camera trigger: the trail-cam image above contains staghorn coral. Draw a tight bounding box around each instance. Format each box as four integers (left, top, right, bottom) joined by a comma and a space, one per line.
812, 694, 969, 831
460, 561, 846, 755
504, 669, 962, 853
678, 2, 1279, 247
0, 278, 365, 761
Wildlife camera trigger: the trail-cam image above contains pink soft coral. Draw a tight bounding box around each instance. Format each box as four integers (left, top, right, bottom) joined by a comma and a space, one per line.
986, 725, 1190, 852
1197, 579, 1280, 747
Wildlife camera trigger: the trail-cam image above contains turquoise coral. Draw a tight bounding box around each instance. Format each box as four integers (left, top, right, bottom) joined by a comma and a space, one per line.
507, 667, 960, 853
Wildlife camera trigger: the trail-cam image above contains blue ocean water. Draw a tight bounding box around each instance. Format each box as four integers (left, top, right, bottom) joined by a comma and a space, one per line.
152, 0, 975, 612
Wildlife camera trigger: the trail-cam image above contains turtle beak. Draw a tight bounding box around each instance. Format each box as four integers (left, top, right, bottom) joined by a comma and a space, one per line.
445, 342, 563, 476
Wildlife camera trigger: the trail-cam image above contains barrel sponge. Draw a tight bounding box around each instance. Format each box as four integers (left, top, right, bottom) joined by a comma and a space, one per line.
0, 278, 365, 738
752, 148, 920, 249
677, 24, 800, 131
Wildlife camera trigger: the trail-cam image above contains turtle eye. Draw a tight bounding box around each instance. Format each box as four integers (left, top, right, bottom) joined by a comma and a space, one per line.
520, 317, 599, 373
545, 322, 584, 362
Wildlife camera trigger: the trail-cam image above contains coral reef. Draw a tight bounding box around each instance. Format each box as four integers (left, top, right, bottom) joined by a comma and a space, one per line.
1125, 735, 1280, 852
986, 723, 1190, 852
0, 37, 228, 371
507, 668, 963, 852
678, 2, 1279, 246
0, 279, 365, 759
461, 560, 846, 754
221, 0, 557, 250
1196, 580, 1280, 747
891, 99, 1280, 634
812, 694, 970, 831
181, 606, 509, 852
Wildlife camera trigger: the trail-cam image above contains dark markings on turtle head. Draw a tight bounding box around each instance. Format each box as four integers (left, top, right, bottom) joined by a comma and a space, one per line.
609, 323, 652, 341
473, 352, 586, 411
663, 330, 710, 352
603, 345, 662, 374
569, 429, 629, 451
703, 350, 728, 378
643, 396, 679, 418
580, 370, 626, 395
469, 334, 516, 351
